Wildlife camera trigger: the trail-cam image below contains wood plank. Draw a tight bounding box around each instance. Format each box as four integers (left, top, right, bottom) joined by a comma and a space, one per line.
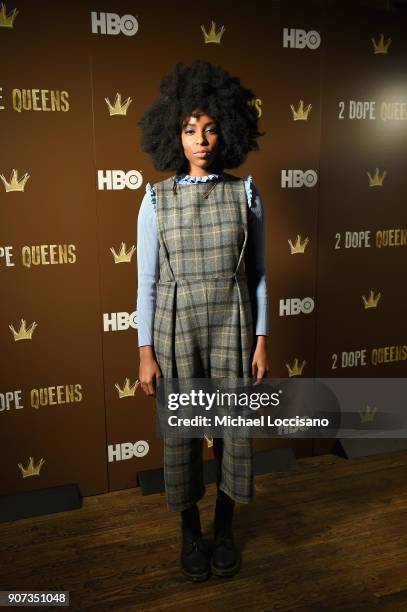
0, 451, 406, 611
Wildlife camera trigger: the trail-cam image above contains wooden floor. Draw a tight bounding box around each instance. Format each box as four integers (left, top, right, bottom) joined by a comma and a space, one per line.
1, 451, 407, 611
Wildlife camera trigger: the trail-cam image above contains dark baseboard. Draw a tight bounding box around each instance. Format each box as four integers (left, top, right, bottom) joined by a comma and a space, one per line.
335, 438, 407, 459
0, 484, 81, 523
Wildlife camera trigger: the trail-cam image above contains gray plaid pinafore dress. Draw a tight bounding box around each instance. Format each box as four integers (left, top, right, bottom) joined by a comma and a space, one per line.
153, 173, 255, 512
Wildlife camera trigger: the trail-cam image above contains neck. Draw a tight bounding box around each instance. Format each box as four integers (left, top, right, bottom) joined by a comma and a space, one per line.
187, 169, 218, 177
186, 163, 222, 177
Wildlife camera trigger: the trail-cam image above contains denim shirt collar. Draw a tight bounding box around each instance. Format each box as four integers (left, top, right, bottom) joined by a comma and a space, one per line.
174, 173, 221, 183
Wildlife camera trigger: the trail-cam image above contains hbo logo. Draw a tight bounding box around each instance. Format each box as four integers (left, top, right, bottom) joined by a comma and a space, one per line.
91, 12, 138, 36
283, 28, 321, 49
98, 170, 143, 190
281, 170, 318, 188
278, 424, 310, 434
108, 441, 150, 462
103, 311, 138, 331
279, 297, 315, 316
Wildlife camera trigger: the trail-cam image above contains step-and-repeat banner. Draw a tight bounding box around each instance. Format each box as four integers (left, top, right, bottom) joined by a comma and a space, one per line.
1, 0, 406, 496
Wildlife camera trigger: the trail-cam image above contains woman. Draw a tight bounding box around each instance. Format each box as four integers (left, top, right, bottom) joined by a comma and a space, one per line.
136, 60, 269, 581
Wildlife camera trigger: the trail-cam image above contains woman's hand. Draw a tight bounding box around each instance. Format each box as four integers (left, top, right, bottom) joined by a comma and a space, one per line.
251, 335, 269, 384
139, 346, 162, 397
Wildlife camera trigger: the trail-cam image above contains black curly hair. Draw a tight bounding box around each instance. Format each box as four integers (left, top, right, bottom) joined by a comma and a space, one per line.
139, 59, 263, 174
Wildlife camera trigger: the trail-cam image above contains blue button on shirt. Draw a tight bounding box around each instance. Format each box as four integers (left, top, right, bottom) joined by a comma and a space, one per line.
136, 173, 269, 347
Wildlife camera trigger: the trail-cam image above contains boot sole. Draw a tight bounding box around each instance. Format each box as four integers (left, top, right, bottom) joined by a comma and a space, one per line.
210, 553, 241, 578
181, 566, 210, 582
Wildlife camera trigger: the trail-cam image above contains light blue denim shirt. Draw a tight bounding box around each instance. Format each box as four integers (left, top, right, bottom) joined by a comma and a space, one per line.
136, 173, 269, 346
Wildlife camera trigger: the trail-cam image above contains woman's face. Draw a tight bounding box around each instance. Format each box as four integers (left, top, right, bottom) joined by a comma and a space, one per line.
181, 112, 220, 175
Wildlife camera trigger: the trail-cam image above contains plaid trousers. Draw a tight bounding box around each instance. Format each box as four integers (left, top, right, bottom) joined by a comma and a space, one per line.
153, 174, 255, 512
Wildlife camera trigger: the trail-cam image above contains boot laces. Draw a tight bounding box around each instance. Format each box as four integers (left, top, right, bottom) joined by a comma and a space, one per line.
191, 539, 205, 553
183, 533, 205, 554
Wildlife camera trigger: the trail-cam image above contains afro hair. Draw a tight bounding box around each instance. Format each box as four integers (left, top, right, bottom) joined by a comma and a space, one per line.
138, 59, 263, 174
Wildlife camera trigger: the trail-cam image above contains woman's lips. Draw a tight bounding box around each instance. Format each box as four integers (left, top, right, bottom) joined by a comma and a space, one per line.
194, 151, 210, 158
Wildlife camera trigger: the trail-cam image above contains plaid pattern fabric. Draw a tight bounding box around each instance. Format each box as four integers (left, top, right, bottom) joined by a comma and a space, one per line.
153, 173, 255, 511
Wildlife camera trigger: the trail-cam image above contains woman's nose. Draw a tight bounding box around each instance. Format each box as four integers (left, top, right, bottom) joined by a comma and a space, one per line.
196, 131, 208, 145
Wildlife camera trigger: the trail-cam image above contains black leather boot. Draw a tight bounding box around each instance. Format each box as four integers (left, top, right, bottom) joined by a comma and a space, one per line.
180, 504, 211, 582
211, 491, 241, 577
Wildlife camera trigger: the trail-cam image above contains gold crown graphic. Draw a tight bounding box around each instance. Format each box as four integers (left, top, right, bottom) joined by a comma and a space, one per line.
358, 405, 377, 423
367, 167, 386, 187
110, 242, 136, 264
18, 456, 45, 478
0, 2, 18, 28
362, 290, 381, 309
371, 33, 392, 54
290, 99, 312, 121
105, 93, 132, 116
248, 97, 262, 118
286, 358, 306, 377
288, 234, 310, 254
201, 20, 226, 44
9, 318, 37, 341
204, 433, 214, 448
0, 168, 30, 192
115, 378, 140, 398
